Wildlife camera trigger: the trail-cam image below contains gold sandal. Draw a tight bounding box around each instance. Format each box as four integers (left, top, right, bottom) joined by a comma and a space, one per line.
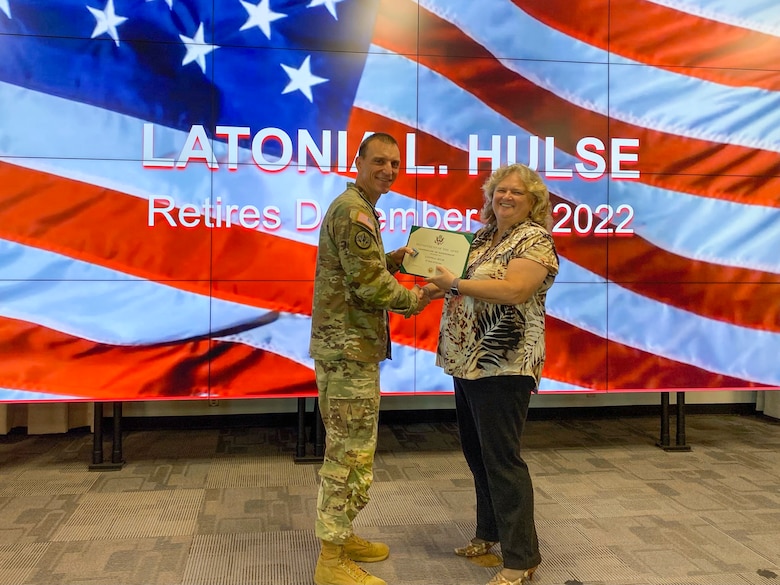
454, 538, 497, 557
485, 566, 538, 584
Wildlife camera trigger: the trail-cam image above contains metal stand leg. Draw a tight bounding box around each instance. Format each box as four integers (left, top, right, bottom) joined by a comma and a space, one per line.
656, 392, 671, 449
111, 402, 125, 465
92, 402, 104, 466
314, 399, 325, 458
294, 397, 325, 464
89, 402, 125, 471
673, 392, 691, 451
657, 392, 691, 452
295, 397, 307, 459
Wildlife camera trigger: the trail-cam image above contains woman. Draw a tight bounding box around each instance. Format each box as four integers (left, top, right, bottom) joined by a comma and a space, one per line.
425, 164, 559, 585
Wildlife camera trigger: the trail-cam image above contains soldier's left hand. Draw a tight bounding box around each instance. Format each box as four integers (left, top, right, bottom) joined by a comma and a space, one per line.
389, 246, 415, 266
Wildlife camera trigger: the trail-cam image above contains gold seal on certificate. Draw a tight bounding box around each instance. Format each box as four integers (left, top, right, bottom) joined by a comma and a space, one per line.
400, 226, 475, 278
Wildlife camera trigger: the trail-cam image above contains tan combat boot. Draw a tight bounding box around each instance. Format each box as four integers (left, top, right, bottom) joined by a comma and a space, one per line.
313, 540, 388, 585
343, 534, 390, 562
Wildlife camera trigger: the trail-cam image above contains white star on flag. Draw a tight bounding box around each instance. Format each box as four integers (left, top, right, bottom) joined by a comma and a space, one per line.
179, 22, 219, 75
306, 0, 345, 21
145, 0, 173, 8
280, 55, 328, 103
0, 0, 11, 19
240, 0, 287, 40
87, 0, 128, 47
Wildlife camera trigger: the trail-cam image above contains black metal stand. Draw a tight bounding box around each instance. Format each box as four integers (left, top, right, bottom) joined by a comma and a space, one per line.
294, 397, 325, 463
656, 392, 691, 451
89, 402, 125, 470
313, 398, 325, 456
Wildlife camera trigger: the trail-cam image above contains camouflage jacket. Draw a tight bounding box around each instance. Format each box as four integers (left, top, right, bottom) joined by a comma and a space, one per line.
309, 183, 419, 362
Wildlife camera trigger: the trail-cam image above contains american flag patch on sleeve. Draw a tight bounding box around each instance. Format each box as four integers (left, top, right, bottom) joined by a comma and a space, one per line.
352, 210, 376, 234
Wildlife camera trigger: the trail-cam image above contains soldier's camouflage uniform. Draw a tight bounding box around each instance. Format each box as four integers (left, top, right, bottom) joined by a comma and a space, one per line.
310, 182, 419, 544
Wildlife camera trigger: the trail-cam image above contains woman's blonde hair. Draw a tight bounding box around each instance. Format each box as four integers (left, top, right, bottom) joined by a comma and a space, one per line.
480, 164, 552, 230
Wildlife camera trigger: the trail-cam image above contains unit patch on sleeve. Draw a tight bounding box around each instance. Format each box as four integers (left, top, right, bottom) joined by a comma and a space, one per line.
354, 230, 372, 250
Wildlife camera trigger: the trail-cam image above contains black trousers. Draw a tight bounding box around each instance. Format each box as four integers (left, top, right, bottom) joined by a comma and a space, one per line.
454, 375, 541, 570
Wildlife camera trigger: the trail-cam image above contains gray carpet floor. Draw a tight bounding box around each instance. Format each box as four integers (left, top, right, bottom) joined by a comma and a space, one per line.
1, 413, 779, 585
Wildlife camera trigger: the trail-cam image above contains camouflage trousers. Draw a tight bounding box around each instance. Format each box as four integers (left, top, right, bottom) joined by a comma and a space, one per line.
314, 359, 381, 544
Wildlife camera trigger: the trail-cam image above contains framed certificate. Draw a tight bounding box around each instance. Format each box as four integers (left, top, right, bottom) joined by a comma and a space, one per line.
400, 226, 475, 278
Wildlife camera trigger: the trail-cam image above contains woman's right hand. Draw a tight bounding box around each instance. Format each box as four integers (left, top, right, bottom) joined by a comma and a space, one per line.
424, 265, 456, 292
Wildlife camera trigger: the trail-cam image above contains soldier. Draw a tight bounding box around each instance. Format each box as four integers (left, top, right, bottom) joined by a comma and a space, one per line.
309, 132, 428, 585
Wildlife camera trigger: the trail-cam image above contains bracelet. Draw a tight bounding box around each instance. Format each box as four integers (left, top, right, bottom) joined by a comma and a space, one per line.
450, 277, 461, 296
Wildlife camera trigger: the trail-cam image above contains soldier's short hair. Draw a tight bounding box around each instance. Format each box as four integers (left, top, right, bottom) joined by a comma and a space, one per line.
358, 132, 398, 158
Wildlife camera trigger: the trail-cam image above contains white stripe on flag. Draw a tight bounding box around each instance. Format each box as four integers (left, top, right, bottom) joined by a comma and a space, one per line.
0, 388, 80, 401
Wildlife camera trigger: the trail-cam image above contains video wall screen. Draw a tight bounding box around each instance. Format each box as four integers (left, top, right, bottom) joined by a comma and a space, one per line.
1, 0, 778, 401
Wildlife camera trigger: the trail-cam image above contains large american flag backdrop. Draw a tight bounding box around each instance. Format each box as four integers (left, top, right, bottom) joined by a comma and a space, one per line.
1, 0, 778, 402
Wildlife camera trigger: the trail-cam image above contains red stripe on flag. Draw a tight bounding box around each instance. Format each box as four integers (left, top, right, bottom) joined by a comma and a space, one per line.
0, 317, 317, 400
515, 0, 780, 92
0, 162, 316, 315
390, 301, 762, 390
0, 162, 211, 280
0, 310, 760, 400
545, 316, 767, 391
549, 194, 780, 333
